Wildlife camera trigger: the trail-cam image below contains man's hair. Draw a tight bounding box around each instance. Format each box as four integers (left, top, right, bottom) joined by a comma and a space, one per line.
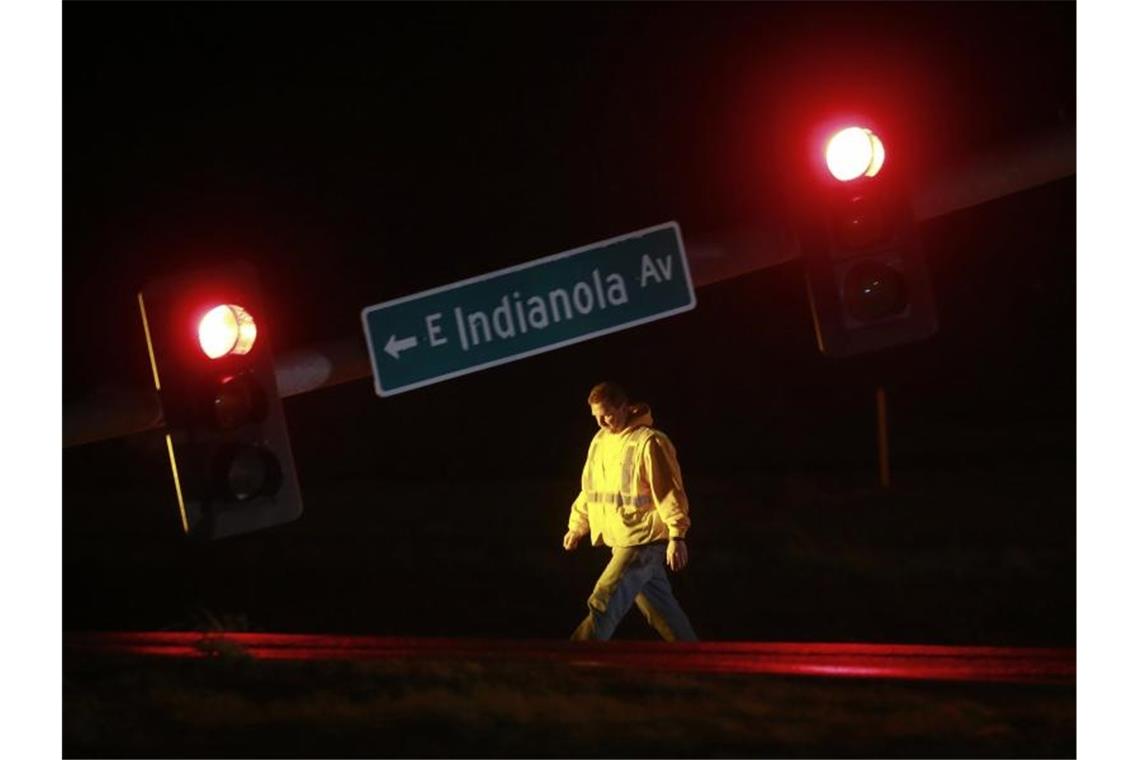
587, 381, 629, 408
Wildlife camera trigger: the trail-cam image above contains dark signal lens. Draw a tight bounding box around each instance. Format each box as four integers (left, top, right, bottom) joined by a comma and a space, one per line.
211, 373, 267, 430
214, 444, 282, 502
843, 261, 909, 322
832, 194, 890, 249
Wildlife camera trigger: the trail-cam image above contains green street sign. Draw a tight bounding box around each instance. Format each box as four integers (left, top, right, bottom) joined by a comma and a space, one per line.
361, 222, 696, 396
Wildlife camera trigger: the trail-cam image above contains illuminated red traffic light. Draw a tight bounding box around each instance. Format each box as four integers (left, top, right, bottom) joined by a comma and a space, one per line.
198, 304, 258, 359
825, 126, 885, 182
139, 262, 303, 540
797, 120, 937, 356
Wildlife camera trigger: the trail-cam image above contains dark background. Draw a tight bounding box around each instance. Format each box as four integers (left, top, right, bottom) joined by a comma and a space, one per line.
63, 2, 1075, 644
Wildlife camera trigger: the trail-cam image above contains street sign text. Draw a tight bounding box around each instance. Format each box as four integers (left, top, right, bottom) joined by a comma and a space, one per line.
361, 222, 695, 396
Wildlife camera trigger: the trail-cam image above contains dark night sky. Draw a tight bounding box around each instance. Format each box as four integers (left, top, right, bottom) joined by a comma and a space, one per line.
61, 2, 1076, 643
63, 1, 1074, 397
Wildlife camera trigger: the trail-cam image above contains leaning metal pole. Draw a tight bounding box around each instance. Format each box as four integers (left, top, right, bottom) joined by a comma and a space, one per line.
62, 124, 1075, 449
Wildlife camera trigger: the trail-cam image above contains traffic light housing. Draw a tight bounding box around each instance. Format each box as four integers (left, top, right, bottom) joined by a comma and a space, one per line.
798, 124, 938, 357
138, 262, 302, 539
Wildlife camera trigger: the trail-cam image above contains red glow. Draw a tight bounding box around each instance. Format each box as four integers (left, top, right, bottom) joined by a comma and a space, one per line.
64, 633, 1075, 686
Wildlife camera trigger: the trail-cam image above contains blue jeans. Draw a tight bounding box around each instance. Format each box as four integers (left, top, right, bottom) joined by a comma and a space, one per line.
571, 543, 697, 641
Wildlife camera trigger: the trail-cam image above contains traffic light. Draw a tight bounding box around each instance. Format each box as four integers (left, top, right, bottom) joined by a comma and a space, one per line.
137, 262, 302, 539
798, 124, 938, 357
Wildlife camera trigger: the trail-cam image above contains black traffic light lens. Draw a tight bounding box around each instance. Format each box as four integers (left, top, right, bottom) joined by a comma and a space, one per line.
212, 373, 268, 430
214, 444, 282, 502
832, 194, 889, 249
843, 261, 909, 322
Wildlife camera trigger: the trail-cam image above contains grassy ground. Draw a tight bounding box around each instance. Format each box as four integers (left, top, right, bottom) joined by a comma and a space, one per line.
64, 465, 1074, 645
64, 455, 1075, 756
63, 649, 1074, 758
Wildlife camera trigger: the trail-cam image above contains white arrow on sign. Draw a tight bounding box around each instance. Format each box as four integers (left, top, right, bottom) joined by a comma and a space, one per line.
384, 334, 418, 360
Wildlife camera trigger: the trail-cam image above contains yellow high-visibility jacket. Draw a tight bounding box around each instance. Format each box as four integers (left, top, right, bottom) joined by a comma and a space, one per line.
567, 404, 691, 547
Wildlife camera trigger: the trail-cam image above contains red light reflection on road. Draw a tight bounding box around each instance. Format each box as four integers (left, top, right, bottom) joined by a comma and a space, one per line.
64, 633, 1074, 686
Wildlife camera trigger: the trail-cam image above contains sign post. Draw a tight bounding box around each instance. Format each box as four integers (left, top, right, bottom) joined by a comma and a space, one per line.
361, 222, 695, 396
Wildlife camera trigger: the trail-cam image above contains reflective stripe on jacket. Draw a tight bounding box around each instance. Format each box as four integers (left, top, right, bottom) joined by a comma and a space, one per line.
567, 405, 690, 547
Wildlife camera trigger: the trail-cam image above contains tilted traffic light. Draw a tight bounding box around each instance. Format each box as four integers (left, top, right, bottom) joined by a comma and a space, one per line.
798, 124, 938, 357
138, 262, 302, 539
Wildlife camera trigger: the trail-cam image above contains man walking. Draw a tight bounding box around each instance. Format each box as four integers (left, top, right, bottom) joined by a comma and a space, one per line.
563, 381, 697, 641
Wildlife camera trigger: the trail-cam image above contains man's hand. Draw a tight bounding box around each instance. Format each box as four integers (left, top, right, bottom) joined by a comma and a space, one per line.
563, 530, 584, 551
666, 538, 688, 572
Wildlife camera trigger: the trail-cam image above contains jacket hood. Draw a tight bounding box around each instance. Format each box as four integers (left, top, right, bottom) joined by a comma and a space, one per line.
626, 403, 653, 430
